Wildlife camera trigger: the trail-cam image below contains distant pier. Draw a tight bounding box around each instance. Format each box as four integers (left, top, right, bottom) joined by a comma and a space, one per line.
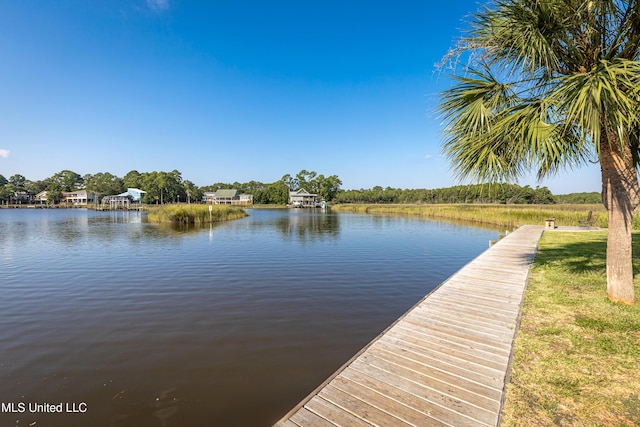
274, 225, 544, 427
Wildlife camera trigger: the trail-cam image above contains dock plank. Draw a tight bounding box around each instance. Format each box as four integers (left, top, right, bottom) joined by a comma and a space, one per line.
274, 225, 543, 427
387, 327, 509, 371
305, 397, 374, 427
330, 372, 447, 427
318, 384, 413, 427
392, 322, 512, 358
376, 335, 504, 388
348, 358, 495, 427
364, 346, 503, 408
290, 408, 337, 427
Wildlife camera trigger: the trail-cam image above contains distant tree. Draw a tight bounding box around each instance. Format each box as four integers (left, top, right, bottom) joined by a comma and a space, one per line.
295, 170, 316, 192
0, 175, 8, 204
533, 186, 556, 204
85, 172, 125, 197
49, 170, 83, 192
333, 183, 556, 205
0, 181, 12, 203
555, 192, 602, 204
123, 170, 143, 189
317, 175, 342, 201
242, 180, 266, 193
46, 184, 63, 204
138, 170, 185, 204
8, 174, 27, 190
25, 180, 48, 195
280, 174, 295, 191
140, 172, 162, 204
182, 180, 201, 204
200, 182, 231, 192
266, 181, 290, 204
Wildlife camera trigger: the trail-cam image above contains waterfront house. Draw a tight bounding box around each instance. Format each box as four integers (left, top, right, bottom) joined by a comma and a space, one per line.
289, 189, 318, 207
62, 189, 89, 205
34, 191, 48, 204
125, 188, 146, 202
202, 192, 216, 203
239, 193, 253, 204
12, 191, 32, 204
202, 189, 253, 205
215, 189, 238, 204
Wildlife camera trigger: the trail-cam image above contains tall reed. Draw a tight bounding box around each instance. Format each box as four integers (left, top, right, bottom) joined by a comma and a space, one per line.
147, 204, 248, 224
331, 203, 629, 229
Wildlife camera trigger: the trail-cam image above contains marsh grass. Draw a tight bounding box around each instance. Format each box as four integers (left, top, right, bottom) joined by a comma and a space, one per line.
146, 204, 248, 224
501, 232, 640, 426
331, 203, 629, 229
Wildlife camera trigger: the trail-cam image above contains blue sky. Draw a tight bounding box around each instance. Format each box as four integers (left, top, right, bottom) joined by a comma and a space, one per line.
0, 0, 601, 193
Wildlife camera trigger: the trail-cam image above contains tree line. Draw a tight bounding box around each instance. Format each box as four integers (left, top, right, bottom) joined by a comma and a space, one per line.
0, 169, 199, 205
0, 169, 342, 205
334, 184, 557, 204
0, 169, 597, 206
553, 192, 601, 204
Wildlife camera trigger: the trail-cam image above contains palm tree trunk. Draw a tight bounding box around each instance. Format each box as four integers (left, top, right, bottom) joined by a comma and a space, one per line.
600, 138, 639, 305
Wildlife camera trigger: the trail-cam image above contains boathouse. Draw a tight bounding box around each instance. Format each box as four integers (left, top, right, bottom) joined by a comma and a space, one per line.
101, 188, 146, 209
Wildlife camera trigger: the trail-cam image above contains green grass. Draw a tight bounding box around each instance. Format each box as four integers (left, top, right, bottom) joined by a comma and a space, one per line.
146, 204, 248, 224
502, 231, 640, 426
331, 203, 631, 229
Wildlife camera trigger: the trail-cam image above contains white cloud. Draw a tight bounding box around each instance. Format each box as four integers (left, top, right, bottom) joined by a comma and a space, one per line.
0, 149, 9, 158
425, 154, 432, 160
146, 0, 169, 12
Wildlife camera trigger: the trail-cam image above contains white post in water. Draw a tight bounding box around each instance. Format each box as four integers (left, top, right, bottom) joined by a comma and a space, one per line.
209, 204, 212, 223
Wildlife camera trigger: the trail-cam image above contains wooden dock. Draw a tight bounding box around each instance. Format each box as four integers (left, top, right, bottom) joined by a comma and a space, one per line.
274, 225, 544, 427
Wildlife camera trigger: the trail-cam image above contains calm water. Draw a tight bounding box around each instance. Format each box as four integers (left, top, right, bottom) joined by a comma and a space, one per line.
0, 208, 500, 427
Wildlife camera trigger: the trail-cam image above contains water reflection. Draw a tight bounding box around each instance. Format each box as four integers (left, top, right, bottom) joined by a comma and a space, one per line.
1, 209, 342, 244
273, 210, 340, 242
0, 207, 500, 427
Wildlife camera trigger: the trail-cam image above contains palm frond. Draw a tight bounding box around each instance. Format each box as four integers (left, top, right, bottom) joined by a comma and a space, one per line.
439, 0, 640, 183
439, 68, 524, 182
553, 58, 640, 153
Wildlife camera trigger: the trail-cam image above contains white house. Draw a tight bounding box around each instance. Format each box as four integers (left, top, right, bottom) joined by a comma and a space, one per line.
62, 189, 89, 205
34, 191, 48, 204
202, 192, 216, 203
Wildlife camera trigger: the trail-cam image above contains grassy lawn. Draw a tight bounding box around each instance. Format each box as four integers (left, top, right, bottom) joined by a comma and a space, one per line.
502, 231, 640, 426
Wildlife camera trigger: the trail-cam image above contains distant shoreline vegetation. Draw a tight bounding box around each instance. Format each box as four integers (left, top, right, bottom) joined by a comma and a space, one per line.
330, 203, 630, 230
146, 205, 248, 224
1, 168, 600, 206
333, 185, 601, 205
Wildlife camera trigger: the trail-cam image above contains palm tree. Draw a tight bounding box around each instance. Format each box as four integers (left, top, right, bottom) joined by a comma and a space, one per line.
438, 0, 640, 304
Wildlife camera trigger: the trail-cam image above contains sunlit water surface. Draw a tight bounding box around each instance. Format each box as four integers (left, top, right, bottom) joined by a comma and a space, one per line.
0, 208, 501, 426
